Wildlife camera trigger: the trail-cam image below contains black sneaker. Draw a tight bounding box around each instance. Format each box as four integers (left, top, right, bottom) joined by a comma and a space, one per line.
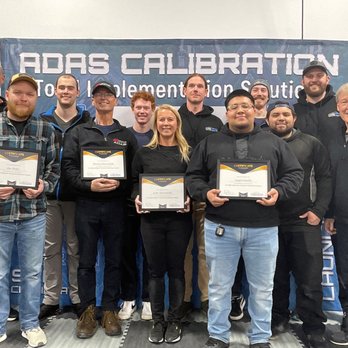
39, 304, 59, 320
329, 330, 348, 346
201, 300, 209, 316
203, 337, 229, 348
7, 308, 18, 321
306, 333, 329, 348
229, 295, 246, 321
165, 321, 182, 343
250, 343, 270, 348
148, 321, 165, 344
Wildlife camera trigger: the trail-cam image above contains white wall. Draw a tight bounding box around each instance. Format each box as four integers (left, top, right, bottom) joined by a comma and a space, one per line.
1, 0, 347, 40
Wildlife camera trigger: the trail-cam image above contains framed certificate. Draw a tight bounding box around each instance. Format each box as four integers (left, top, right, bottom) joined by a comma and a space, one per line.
81, 147, 126, 180
140, 174, 185, 211
217, 160, 270, 200
0, 148, 40, 189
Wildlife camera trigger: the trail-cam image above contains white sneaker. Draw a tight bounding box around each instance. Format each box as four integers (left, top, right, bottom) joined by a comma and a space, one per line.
22, 327, 47, 347
141, 301, 152, 320
118, 300, 136, 320
0, 333, 7, 343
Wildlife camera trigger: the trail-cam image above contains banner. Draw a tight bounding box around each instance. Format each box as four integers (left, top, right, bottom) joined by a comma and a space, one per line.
1, 38, 342, 311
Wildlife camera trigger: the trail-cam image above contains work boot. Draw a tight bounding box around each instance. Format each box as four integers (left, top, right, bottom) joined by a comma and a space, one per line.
101, 310, 122, 336
76, 305, 98, 339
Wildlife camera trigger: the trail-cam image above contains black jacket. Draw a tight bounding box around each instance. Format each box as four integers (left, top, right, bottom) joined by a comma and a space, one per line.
186, 124, 304, 227
178, 104, 223, 149
39, 105, 90, 201
276, 129, 332, 225
294, 85, 341, 148
62, 118, 138, 201
326, 120, 348, 224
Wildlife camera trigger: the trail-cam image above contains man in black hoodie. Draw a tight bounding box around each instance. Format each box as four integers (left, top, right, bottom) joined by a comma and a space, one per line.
267, 101, 331, 348
178, 73, 223, 317
186, 90, 303, 348
294, 60, 341, 148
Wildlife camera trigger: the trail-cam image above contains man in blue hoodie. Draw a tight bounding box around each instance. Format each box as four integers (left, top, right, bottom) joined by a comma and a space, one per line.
39, 74, 90, 320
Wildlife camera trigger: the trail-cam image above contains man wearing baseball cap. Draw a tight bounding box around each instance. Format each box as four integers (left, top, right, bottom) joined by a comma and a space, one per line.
62, 80, 138, 339
294, 60, 341, 148
0, 73, 60, 347
267, 101, 331, 348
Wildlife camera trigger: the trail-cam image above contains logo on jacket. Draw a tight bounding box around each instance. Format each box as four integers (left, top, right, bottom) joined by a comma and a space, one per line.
205, 127, 218, 132
113, 138, 127, 146
328, 111, 340, 118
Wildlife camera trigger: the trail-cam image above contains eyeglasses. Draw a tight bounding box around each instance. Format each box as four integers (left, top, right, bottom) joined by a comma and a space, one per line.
93, 92, 115, 98
227, 103, 254, 111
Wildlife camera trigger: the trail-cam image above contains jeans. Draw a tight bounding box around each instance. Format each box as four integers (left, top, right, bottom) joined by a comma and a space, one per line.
204, 219, 278, 344
0, 214, 46, 334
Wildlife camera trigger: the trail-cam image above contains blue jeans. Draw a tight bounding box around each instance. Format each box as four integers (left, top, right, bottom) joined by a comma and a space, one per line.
0, 214, 46, 334
204, 219, 278, 345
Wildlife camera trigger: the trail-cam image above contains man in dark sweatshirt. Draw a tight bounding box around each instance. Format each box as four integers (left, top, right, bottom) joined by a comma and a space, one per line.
178, 73, 223, 317
294, 60, 341, 148
267, 101, 331, 348
186, 89, 303, 348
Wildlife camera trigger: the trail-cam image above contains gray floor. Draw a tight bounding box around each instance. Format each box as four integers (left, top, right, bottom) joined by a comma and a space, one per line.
2, 309, 343, 348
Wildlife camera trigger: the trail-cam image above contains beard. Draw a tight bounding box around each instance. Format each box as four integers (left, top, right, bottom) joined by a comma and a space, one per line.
271, 127, 293, 138
305, 84, 327, 98
7, 100, 35, 119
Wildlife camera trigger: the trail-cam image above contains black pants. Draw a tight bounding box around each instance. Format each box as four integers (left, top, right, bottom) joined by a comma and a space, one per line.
75, 198, 124, 311
121, 205, 149, 301
332, 222, 348, 312
141, 212, 192, 322
272, 224, 326, 335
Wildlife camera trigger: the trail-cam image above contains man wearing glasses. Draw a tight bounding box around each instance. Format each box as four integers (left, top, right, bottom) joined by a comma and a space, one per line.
186, 89, 303, 348
62, 81, 138, 339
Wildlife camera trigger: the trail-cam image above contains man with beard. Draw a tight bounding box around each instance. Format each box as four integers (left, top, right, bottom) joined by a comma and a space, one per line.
0, 73, 60, 347
267, 101, 331, 348
249, 79, 271, 128
39, 74, 90, 320
186, 89, 303, 348
178, 73, 223, 318
294, 60, 341, 148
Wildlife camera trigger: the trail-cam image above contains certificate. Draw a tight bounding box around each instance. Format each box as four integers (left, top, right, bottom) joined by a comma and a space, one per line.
217, 160, 270, 200
0, 148, 40, 189
140, 174, 185, 211
81, 148, 126, 180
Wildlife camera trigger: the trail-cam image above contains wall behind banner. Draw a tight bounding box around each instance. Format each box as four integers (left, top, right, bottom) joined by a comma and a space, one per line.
1, 0, 348, 41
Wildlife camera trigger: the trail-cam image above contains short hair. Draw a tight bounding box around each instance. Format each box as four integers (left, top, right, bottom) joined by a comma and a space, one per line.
147, 104, 190, 162
131, 91, 156, 110
183, 73, 208, 89
55, 74, 79, 89
225, 89, 255, 109
336, 83, 348, 102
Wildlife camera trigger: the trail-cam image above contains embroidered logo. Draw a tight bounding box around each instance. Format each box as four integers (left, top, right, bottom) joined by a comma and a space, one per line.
113, 138, 127, 146
328, 111, 340, 118
205, 127, 218, 132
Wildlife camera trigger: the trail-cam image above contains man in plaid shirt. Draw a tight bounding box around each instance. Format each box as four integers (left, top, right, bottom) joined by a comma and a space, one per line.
0, 73, 60, 347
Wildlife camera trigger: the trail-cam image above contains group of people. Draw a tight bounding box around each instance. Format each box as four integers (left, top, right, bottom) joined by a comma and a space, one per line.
0, 60, 347, 348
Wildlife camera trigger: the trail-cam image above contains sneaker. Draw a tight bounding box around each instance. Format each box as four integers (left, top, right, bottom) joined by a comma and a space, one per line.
7, 307, 18, 321
329, 330, 348, 346
165, 321, 182, 343
21, 327, 47, 347
203, 337, 229, 348
201, 300, 209, 316
76, 305, 98, 339
229, 295, 246, 321
307, 334, 329, 348
148, 321, 165, 344
101, 310, 122, 336
141, 301, 152, 320
0, 333, 7, 343
38, 304, 59, 320
271, 320, 289, 336
250, 343, 271, 348
177, 301, 192, 319
118, 300, 136, 320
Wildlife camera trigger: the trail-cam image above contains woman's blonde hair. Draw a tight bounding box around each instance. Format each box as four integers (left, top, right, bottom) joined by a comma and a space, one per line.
146, 104, 190, 163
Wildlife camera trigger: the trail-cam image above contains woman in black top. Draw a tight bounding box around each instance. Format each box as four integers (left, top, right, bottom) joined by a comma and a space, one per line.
132, 104, 192, 344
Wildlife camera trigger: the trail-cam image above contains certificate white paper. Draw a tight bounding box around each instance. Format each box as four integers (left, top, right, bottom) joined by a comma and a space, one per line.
140, 174, 185, 211
217, 160, 270, 200
81, 148, 126, 179
0, 148, 40, 189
